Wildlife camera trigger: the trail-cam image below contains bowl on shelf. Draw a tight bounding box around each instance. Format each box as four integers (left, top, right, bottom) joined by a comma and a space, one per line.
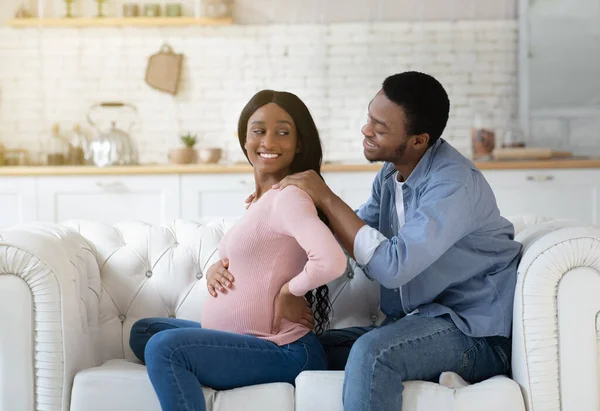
197, 147, 222, 164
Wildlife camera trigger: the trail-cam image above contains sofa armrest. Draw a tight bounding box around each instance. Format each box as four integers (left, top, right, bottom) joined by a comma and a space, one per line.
0, 223, 101, 411
512, 220, 600, 411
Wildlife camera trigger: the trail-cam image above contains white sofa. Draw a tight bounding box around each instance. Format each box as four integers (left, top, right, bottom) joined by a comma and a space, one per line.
0, 216, 598, 411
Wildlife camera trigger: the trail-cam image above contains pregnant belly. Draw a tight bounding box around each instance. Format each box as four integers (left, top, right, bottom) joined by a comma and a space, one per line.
201, 289, 274, 337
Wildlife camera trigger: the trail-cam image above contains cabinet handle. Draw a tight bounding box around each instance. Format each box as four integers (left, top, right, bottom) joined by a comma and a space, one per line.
96, 181, 125, 188
526, 175, 554, 182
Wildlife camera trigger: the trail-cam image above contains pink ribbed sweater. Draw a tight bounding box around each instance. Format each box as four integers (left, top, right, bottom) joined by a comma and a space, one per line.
201, 185, 347, 346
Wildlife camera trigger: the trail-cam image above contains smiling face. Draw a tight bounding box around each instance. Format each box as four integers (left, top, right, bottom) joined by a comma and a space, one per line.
361, 90, 413, 164
244, 102, 299, 177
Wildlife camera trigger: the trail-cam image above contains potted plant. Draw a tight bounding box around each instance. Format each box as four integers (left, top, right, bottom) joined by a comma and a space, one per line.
168, 133, 198, 164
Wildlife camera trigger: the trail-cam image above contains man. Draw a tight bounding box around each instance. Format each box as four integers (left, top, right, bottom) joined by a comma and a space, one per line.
275, 71, 521, 411
212, 71, 522, 411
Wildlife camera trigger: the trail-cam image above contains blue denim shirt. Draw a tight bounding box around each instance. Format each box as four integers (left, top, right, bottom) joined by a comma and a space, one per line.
356, 139, 522, 338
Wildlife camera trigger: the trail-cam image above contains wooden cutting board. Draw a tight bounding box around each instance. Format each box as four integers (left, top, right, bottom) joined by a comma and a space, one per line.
145, 44, 184, 95
493, 147, 572, 160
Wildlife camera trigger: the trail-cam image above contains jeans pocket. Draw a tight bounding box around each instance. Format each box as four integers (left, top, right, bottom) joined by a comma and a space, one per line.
490, 337, 511, 374
461, 338, 509, 383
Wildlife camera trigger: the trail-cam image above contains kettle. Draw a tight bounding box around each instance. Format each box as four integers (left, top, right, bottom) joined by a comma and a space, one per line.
86, 102, 139, 166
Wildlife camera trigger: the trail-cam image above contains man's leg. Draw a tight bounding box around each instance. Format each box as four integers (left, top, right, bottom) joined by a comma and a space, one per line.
129, 317, 202, 363
342, 315, 511, 411
318, 325, 376, 370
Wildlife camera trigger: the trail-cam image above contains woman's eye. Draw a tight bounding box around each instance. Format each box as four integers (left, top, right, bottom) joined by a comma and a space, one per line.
277, 130, 290, 136
252, 129, 264, 134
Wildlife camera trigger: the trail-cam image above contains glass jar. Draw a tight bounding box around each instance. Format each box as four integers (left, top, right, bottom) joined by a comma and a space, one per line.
69, 123, 88, 165
471, 105, 496, 160
203, 0, 233, 18
501, 125, 526, 148
46, 124, 70, 166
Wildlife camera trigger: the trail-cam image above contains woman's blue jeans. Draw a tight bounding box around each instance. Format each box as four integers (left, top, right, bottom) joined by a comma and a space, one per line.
130, 317, 326, 411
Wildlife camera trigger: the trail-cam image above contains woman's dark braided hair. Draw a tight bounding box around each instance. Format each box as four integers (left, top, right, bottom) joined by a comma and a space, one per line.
237, 89, 335, 335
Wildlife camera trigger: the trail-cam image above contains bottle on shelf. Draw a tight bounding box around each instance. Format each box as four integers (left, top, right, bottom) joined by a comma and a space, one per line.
45, 123, 71, 166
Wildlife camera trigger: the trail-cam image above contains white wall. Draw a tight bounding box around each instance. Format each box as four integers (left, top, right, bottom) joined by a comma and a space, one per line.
0, 21, 517, 164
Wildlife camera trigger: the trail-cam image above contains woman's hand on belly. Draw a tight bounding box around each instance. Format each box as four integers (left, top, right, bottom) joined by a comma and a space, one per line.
272, 282, 314, 332
206, 258, 235, 297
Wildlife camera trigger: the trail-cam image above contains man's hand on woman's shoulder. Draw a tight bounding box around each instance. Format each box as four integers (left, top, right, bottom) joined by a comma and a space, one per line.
272, 170, 334, 209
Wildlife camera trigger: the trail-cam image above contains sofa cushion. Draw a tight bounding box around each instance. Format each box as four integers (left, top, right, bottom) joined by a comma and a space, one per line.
70, 359, 295, 411
295, 371, 525, 411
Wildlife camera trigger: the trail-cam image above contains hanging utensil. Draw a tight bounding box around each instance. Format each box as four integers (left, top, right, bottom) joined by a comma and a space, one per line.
145, 43, 184, 95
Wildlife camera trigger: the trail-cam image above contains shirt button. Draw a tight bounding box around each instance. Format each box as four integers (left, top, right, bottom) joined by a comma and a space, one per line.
394, 288, 399, 293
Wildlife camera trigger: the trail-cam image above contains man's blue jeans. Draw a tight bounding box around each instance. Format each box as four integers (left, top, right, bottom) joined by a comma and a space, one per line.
318, 314, 511, 411
130, 318, 327, 411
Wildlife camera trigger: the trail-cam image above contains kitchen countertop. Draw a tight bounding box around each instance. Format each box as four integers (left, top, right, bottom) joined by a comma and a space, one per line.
1, 158, 600, 176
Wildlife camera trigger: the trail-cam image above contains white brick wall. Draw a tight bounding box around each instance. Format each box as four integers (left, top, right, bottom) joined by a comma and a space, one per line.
0, 20, 518, 164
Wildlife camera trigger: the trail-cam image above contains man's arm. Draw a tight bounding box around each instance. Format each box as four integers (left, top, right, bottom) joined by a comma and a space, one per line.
274, 169, 386, 259
362, 179, 473, 289
319, 193, 367, 259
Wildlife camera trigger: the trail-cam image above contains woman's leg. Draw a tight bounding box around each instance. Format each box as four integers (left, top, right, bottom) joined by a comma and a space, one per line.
129, 317, 202, 363
144, 330, 326, 411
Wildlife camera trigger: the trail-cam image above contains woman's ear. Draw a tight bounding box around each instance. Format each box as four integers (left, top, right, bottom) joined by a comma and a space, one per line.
296, 142, 302, 153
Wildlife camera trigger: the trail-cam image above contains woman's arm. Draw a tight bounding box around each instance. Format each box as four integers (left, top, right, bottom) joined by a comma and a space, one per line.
273, 185, 348, 296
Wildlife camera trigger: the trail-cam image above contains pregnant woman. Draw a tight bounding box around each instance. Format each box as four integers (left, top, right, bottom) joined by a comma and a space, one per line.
129, 89, 347, 411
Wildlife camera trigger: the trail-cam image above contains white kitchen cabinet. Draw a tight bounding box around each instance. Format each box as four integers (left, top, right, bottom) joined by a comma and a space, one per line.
0, 177, 36, 229
482, 169, 600, 225
323, 171, 378, 211
36, 175, 180, 225
181, 174, 255, 221
1, 167, 598, 229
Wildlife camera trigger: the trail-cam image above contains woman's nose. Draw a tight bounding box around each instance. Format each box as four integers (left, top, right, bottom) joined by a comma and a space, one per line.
261, 131, 277, 149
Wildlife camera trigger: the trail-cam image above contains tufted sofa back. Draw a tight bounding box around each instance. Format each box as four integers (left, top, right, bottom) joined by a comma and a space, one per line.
66, 215, 547, 366
66, 219, 382, 365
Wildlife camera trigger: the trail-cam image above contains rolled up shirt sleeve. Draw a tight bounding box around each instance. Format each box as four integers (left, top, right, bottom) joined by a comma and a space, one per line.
353, 225, 386, 266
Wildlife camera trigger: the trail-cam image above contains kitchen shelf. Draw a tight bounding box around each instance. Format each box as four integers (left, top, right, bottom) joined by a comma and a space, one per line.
6, 16, 233, 28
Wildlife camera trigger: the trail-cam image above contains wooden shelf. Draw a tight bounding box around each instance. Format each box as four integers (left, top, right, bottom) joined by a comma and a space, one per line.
2, 159, 600, 176
6, 16, 233, 28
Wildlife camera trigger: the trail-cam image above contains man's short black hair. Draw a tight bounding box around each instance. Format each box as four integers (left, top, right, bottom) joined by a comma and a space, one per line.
382, 72, 450, 147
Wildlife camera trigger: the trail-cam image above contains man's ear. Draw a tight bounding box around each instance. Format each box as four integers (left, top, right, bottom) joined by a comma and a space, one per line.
413, 133, 430, 149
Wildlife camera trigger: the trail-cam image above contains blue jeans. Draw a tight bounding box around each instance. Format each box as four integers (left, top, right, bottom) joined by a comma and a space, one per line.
129, 318, 327, 411
318, 315, 511, 411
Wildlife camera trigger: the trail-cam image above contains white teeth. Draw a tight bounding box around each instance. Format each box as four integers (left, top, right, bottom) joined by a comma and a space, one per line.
259, 153, 279, 159
365, 139, 375, 147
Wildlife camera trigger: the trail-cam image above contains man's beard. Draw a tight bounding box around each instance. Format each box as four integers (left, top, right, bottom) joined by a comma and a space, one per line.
365, 140, 408, 163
